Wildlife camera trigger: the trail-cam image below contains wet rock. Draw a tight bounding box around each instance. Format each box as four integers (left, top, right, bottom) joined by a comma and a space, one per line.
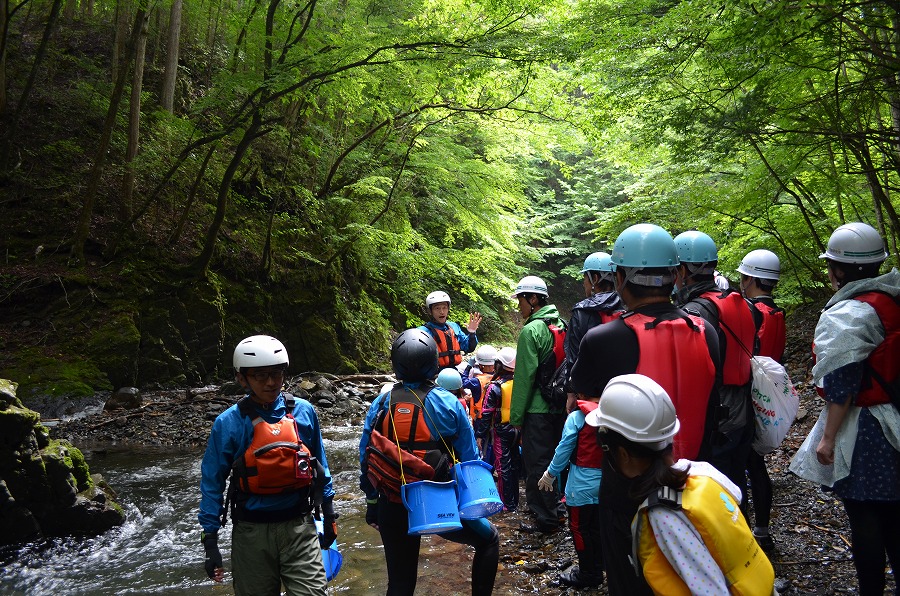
314, 377, 335, 392
312, 389, 336, 404
103, 387, 141, 411
317, 399, 334, 409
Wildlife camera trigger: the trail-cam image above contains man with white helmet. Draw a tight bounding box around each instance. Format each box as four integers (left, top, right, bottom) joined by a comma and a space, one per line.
790, 222, 899, 596
737, 248, 786, 551
673, 230, 757, 499
563, 252, 625, 412
569, 223, 722, 595
198, 335, 336, 595
419, 290, 483, 369
510, 275, 568, 534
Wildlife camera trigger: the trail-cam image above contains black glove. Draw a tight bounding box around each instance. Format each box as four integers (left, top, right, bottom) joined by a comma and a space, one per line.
320, 514, 338, 548
365, 498, 378, 527
201, 531, 223, 580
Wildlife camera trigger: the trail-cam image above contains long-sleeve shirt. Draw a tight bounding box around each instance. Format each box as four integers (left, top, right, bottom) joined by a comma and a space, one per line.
510, 304, 565, 425
547, 408, 602, 506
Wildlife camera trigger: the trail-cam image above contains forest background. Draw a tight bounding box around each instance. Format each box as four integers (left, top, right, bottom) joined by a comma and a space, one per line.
1, 0, 899, 399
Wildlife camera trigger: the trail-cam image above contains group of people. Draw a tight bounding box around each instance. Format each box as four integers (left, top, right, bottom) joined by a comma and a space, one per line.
195, 220, 898, 596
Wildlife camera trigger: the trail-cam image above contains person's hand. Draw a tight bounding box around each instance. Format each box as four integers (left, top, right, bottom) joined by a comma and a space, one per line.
319, 515, 338, 548
201, 531, 224, 582
467, 312, 483, 333
365, 499, 379, 530
816, 436, 836, 465
538, 469, 555, 492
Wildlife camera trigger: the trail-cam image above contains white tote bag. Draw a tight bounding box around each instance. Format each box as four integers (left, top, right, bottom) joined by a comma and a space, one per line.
750, 356, 800, 455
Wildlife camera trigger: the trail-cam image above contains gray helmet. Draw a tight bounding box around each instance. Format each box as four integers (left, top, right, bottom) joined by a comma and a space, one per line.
391, 329, 440, 382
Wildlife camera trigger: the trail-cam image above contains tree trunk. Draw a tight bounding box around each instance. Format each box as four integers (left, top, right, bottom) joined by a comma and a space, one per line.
118, 6, 149, 225
190, 113, 264, 275
0, 0, 7, 117
111, 0, 131, 83
159, 0, 182, 112
1, 0, 63, 173
71, 3, 146, 265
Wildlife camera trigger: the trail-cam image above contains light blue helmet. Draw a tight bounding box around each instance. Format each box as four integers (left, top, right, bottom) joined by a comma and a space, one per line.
581, 251, 615, 274
611, 224, 679, 269
436, 368, 463, 391
674, 231, 718, 264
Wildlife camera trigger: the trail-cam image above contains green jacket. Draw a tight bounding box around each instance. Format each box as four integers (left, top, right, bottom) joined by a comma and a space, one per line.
510, 304, 566, 425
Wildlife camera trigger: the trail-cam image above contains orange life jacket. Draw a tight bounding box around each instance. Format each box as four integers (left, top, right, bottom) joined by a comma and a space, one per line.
571, 400, 603, 469
472, 373, 493, 421
752, 300, 786, 363
231, 397, 316, 495
622, 312, 716, 460
425, 325, 463, 368
699, 290, 756, 386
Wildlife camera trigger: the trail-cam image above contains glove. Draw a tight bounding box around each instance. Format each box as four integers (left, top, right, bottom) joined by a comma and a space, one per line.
365, 498, 379, 528
319, 514, 338, 548
537, 469, 555, 492
201, 531, 223, 581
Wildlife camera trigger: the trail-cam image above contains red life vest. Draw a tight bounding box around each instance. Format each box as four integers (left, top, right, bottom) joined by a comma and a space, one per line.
599, 310, 624, 324
852, 292, 900, 407
571, 400, 603, 469
622, 312, 716, 461
231, 398, 316, 495
699, 290, 756, 386
426, 325, 462, 368
752, 300, 786, 363
366, 385, 452, 502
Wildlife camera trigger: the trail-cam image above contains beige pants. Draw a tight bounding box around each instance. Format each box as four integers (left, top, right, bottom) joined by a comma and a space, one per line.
231, 512, 326, 596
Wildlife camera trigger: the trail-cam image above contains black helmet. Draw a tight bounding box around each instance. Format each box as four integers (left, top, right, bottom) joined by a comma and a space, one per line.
391, 329, 439, 382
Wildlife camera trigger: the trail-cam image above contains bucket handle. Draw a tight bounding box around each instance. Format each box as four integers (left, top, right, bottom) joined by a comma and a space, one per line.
400, 483, 410, 510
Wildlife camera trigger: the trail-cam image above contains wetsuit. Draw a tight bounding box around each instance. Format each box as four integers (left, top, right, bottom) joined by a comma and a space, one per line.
474, 372, 520, 511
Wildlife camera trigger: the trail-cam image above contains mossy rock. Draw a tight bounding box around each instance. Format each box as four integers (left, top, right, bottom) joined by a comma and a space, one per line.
85, 309, 141, 389
0, 348, 112, 399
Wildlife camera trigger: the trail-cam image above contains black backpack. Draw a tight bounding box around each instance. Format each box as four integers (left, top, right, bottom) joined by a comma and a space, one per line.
534, 318, 568, 410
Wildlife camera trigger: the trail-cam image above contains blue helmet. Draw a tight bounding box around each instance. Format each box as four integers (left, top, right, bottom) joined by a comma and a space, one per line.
581, 251, 615, 274
674, 231, 718, 264
436, 368, 463, 391
611, 224, 679, 269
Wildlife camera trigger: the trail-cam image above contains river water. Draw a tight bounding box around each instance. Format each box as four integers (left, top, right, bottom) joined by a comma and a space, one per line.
0, 424, 535, 595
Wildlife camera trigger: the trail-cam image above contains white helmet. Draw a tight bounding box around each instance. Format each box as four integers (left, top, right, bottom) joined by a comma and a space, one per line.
819, 222, 888, 264
585, 374, 680, 451
737, 249, 781, 281
233, 335, 289, 371
426, 291, 452, 308
510, 275, 548, 298
496, 347, 516, 370
474, 344, 498, 366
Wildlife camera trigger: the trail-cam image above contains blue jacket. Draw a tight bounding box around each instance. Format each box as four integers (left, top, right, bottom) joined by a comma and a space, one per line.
547, 408, 602, 507
359, 381, 479, 499
198, 393, 334, 533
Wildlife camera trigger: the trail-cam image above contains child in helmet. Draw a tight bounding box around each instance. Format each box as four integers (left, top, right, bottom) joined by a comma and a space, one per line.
586, 374, 775, 596
359, 329, 499, 596
437, 368, 473, 421
198, 335, 337, 595
538, 389, 605, 588
419, 290, 483, 369
474, 347, 520, 512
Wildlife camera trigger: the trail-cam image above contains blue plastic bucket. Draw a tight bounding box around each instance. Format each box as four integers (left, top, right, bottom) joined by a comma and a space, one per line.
400, 480, 462, 535
453, 459, 504, 519
314, 519, 343, 582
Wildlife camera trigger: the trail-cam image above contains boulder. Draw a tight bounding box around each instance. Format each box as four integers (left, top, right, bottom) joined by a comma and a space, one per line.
103, 387, 142, 411
0, 380, 124, 547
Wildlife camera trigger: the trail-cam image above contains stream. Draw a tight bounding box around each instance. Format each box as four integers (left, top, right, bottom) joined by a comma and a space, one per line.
0, 424, 505, 595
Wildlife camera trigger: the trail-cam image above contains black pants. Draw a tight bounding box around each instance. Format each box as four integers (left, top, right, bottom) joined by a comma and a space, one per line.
598, 461, 653, 596
490, 424, 521, 511
746, 450, 772, 529
377, 496, 499, 596
842, 498, 900, 596
522, 412, 565, 528
568, 503, 604, 581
